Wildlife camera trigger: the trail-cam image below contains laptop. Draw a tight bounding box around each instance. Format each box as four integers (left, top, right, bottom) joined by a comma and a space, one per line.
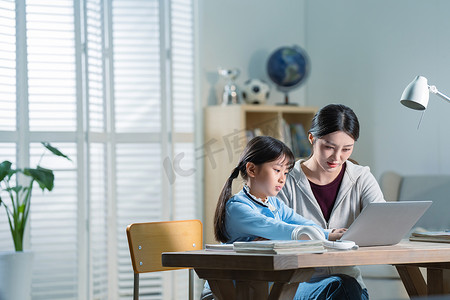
340, 201, 432, 247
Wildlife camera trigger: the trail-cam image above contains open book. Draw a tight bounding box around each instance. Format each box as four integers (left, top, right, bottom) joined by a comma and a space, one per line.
409, 231, 450, 243
232, 240, 325, 254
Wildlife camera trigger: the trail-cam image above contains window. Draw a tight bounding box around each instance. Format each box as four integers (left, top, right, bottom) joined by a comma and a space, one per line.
0, 0, 197, 299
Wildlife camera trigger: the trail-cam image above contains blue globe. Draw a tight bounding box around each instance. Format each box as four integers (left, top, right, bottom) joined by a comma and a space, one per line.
266, 45, 310, 103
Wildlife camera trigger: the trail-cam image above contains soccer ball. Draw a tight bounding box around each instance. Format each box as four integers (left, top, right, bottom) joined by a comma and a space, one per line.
242, 79, 270, 105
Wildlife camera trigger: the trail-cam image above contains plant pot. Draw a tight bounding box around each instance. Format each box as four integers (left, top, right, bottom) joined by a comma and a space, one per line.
0, 251, 33, 300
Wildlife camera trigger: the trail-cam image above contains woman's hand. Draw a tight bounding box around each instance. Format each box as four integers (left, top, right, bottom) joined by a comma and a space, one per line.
328, 228, 347, 241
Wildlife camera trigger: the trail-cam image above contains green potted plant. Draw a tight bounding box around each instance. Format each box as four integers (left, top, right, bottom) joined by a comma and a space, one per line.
0, 142, 71, 251
0, 142, 71, 300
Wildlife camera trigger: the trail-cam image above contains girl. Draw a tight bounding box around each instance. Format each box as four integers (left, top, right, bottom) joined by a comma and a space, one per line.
278, 104, 386, 299
201, 135, 347, 300
214, 135, 345, 243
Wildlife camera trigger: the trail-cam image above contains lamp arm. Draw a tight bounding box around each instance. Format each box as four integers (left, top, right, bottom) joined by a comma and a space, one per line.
429, 85, 450, 104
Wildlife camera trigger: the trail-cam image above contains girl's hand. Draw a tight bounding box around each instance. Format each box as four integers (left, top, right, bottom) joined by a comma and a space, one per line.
328, 228, 347, 241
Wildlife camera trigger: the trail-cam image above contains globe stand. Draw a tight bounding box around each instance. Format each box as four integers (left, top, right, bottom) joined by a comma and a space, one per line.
276, 92, 298, 106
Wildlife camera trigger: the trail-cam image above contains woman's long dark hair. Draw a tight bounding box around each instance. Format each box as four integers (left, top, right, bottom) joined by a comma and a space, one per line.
309, 104, 360, 141
214, 136, 295, 243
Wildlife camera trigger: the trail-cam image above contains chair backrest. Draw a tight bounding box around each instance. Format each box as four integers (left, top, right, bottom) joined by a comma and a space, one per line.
379, 171, 403, 201
127, 219, 203, 273
380, 172, 450, 230
397, 174, 450, 230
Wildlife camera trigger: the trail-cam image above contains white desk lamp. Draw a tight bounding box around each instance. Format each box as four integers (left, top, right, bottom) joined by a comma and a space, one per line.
400, 75, 450, 110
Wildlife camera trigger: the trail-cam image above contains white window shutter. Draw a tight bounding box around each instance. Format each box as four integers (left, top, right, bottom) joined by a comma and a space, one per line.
0, 144, 16, 252
24, 1, 79, 298
26, 0, 77, 132
172, 0, 194, 134
86, 0, 105, 133
29, 143, 78, 300
170, 0, 197, 298
112, 0, 161, 133
0, 0, 16, 252
89, 143, 108, 299
0, 0, 16, 131
0, 0, 196, 299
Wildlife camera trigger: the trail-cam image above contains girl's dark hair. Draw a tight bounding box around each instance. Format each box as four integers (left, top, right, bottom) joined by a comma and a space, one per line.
309, 104, 360, 141
214, 136, 295, 243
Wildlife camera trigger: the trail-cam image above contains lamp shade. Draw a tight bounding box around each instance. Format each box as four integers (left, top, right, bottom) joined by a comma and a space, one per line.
400, 75, 429, 110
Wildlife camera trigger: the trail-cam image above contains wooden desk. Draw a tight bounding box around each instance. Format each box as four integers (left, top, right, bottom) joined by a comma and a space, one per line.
162, 241, 450, 300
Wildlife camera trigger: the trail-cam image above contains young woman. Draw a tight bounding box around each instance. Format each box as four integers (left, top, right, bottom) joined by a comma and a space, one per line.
201, 135, 347, 300
278, 103, 386, 299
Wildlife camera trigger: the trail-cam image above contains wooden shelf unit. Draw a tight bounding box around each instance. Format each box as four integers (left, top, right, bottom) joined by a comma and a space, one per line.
203, 104, 318, 244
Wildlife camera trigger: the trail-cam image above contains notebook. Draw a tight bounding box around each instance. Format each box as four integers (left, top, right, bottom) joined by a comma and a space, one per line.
340, 201, 432, 247
409, 230, 450, 243
233, 239, 326, 254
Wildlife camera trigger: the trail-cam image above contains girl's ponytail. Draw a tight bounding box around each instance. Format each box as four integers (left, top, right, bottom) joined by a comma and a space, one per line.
214, 165, 241, 243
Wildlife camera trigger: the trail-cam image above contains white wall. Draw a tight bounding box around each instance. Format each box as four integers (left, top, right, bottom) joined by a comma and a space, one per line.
198, 0, 309, 106
199, 0, 450, 179
306, 0, 450, 178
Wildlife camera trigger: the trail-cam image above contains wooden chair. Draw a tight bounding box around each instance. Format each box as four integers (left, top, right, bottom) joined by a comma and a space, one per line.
126, 219, 203, 300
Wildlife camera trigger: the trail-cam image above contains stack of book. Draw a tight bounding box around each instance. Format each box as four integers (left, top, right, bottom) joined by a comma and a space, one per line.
232, 240, 325, 254
245, 121, 311, 159
205, 244, 234, 251
289, 123, 311, 158
409, 231, 450, 243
